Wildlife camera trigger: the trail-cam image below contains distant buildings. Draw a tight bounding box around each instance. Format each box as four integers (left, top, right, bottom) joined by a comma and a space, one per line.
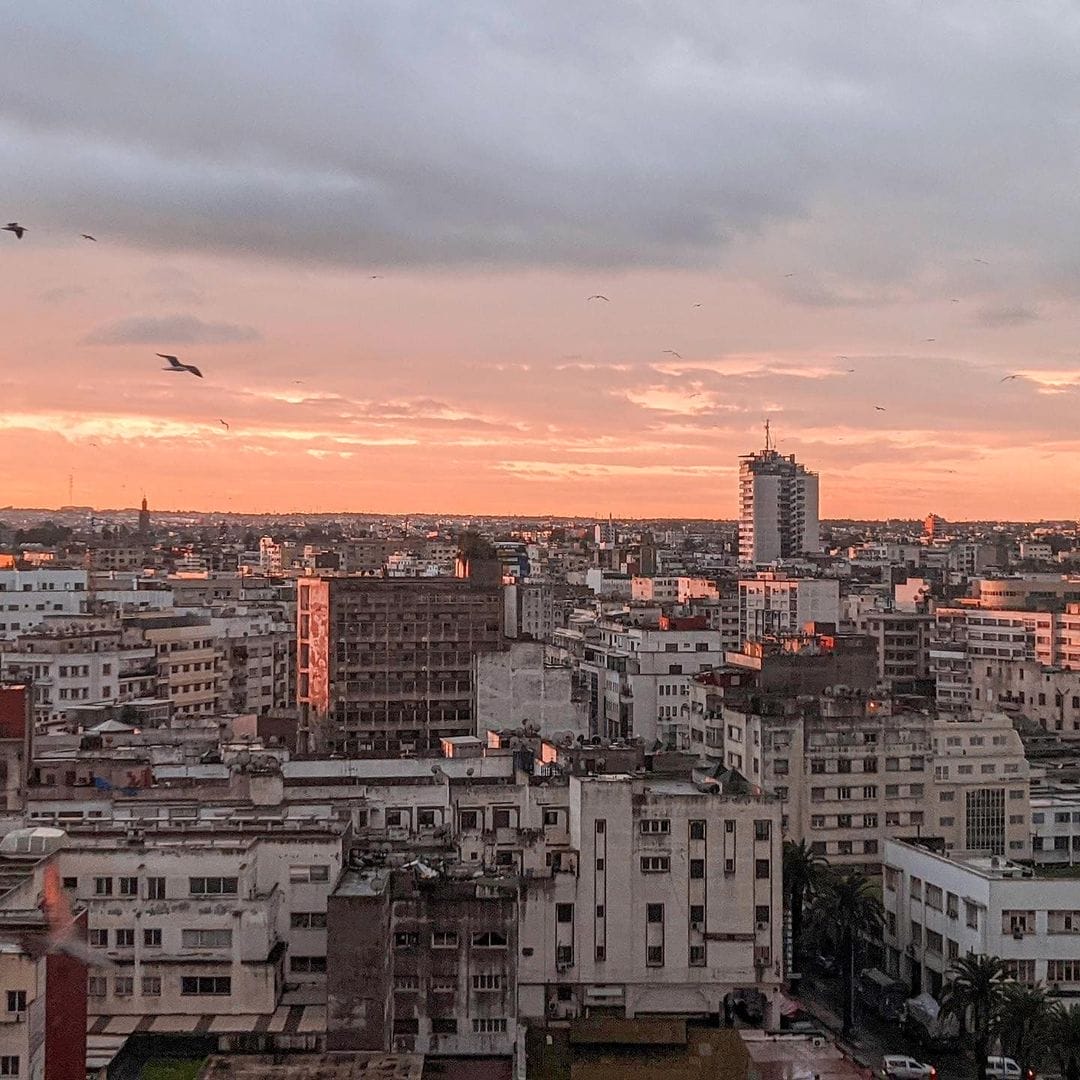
738, 574, 839, 645
738, 433, 819, 567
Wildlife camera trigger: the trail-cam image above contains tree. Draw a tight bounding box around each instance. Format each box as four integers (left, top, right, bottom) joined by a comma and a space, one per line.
815, 870, 883, 1037
998, 983, 1051, 1080
1047, 1002, 1080, 1080
782, 839, 827, 973
940, 955, 1010, 1080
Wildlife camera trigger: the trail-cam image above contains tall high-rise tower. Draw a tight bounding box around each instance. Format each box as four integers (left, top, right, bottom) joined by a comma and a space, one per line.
137, 497, 150, 535
738, 424, 820, 566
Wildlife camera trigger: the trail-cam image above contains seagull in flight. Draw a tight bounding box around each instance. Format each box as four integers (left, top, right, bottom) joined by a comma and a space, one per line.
587, 294, 610, 302
81, 233, 97, 241
2, 222, 26, 239
874, 405, 887, 411
973, 257, 989, 265
157, 353, 203, 378
692, 302, 702, 307
783, 273, 796, 278
924, 338, 936, 342
662, 349, 682, 359
218, 419, 230, 430
1000, 374, 1021, 382
369, 275, 382, 279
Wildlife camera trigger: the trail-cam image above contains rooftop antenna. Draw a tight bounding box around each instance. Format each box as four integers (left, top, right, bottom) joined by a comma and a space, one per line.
764, 419, 772, 452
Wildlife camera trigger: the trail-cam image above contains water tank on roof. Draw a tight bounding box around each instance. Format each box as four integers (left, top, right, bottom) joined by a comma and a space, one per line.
0, 827, 66, 857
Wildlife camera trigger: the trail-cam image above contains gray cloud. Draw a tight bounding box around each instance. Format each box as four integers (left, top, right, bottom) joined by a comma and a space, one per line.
2, 2, 1080, 282
82, 313, 260, 345
977, 304, 1040, 327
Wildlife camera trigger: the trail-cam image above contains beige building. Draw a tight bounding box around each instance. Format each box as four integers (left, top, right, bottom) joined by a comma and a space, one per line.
123, 613, 222, 718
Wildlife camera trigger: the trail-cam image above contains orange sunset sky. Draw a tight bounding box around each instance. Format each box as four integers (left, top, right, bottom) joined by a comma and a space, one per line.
4, 3, 1080, 520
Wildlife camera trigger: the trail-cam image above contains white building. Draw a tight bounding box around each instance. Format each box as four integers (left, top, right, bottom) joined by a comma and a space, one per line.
0, 569, 88, 639
738, 439, 820, 567
883, 838, 1080, 1000
503, 583, 555, 641
738, 575, 840, 646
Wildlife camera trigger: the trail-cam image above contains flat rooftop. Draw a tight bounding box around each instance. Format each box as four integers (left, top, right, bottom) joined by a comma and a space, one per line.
199, 1053, 424, 1079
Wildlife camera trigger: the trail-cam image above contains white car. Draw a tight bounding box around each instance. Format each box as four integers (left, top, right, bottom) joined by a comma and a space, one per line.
986, 1058, 1029, 1080
883, 1055, 937, 1080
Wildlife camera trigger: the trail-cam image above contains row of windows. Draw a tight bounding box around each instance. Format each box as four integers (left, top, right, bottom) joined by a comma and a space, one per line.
90, 975, 231, 997
395, 930, 507, 949
810, 785, 923, 801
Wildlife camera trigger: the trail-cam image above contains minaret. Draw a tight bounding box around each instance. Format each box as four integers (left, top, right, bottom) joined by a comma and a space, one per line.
138, 497, 150, 535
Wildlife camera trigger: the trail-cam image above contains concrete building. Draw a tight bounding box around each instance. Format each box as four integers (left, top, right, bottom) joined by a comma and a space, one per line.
296, 576, 504, 755
863, 611, 933, 688
473, 642, 587, 741
0, 569, 88, 639
502, 583, 554, 642
1030, 783, 1080, 866
738, 575, 840, 646
883, 838, 1080, 999
210, 607, 294, 716
738, 437, 820, 567
0, 623, 157, 733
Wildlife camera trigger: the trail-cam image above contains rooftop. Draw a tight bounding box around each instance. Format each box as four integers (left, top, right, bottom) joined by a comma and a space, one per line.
200, 1053, 424, 1079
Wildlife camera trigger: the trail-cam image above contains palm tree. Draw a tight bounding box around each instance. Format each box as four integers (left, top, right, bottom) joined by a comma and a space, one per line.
816, 870, 883, 1037
940, 955, 1009, 1080
782, 839, 827, 973
998, 983, 1051, 1080
1047, 1002, 1080, 1080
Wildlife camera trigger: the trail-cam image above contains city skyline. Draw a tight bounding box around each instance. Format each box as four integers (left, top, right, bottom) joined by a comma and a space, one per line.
6, 4, 1080, 518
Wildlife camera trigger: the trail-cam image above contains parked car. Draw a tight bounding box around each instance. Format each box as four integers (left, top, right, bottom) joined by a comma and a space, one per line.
986, 1058, 1033, 1080
883, 1055, 937, 1080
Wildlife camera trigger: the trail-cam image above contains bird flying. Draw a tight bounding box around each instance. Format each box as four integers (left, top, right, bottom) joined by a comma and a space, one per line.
2, 222, 25, 239
157, 354, 204, 378
662, 349, 682, 359
692, 303, 702, 308
587, 294, 610, 302
218, 419, 230, 430
973, 257, 989, 265
80, 234, 97, 241
1000, 374, 1021, 382
874, 405, 887, 411
924, 338, 936, 342
783, 273, 796, 278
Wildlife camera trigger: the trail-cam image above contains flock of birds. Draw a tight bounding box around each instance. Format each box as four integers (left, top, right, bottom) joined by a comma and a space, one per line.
5, 220, 1028, 425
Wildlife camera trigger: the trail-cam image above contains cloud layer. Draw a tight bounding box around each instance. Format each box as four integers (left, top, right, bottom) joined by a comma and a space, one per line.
83, 313, 260, 345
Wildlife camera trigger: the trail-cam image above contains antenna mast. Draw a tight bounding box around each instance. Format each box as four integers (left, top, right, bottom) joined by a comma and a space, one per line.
764, 419, 771, 452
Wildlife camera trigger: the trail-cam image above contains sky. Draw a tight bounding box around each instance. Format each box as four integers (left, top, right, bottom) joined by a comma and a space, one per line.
4, 2, 1080, 520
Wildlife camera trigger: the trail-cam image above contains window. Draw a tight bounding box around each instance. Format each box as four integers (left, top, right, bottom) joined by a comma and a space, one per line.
646, 945, 664, 967
5, 992, 24, 1014
689, 858, 705, 879
88, 977, 106, 997
556, 903, 574, 923
837, 814, 852, 829
756, 905, 770, 924
0, 1058, 19, 1076
837, 787, 852, 801
755, 859, 770, 880
432, 1018, 458, 1034
947, 893, 959, 919
459, 809, 479, 830
965, 901, 979, 930
1007, 959, 1037, 985
115, 929, 134, 948
290, 956, 327, 973
143, 928, 161, 947
62, 877, 76, 890
640, 856, 670, 873
472, 1018, 507, 1033
142, 977, 161, 997
640, 819, 670, 834
863, 785, 878, 799
291, 912, 328, 929
145, 877, 165, 900
863, 813, 878, 828
181, 976, 231, 996
431, 930, 458, 948
493, 809, 513, 829
647, 903, 664, 924
689, 820, 706, 840
119, 877, 138, 897
288, 866, 329, 884
182, 929, 232, 949
926, 885, 943, 911
394, 931, 419, 949
472, 931, 507, 948
543, 810, 559, 827
811, 787, 825, 802
754, 820, 771, 841
189, 876, 238, 896
89, 929, 107, 948
690, 904, 705, 925
114, 976, 134, 997
93, 877, 112, 896
472, 973, 503, 990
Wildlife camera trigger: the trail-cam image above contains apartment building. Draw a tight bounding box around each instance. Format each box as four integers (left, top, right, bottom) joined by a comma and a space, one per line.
738, 575, 840, 646
1029, 783, 1080, 866
0, 569, 88, 639
210, 607, 294, 715
574, 622, 726, 746
503, 582, 555, 641
296, 576, 504, 755
122, 613, 222, 718
516, 774, 784, 1027
883, 838, 1080, 1000
863, 611, 933, 688
738, 442, 820, 567
0, 622, 157, 733
630, 577, 720, 605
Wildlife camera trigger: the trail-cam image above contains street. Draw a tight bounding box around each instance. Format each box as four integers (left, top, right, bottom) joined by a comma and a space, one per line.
793, 972, 972, 1080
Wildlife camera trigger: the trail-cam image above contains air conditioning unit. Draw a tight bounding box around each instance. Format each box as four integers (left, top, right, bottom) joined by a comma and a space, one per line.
756, 921, 769, 932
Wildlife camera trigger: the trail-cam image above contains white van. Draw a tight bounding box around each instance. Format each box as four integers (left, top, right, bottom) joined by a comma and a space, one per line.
986, 1057, 1027, 1080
